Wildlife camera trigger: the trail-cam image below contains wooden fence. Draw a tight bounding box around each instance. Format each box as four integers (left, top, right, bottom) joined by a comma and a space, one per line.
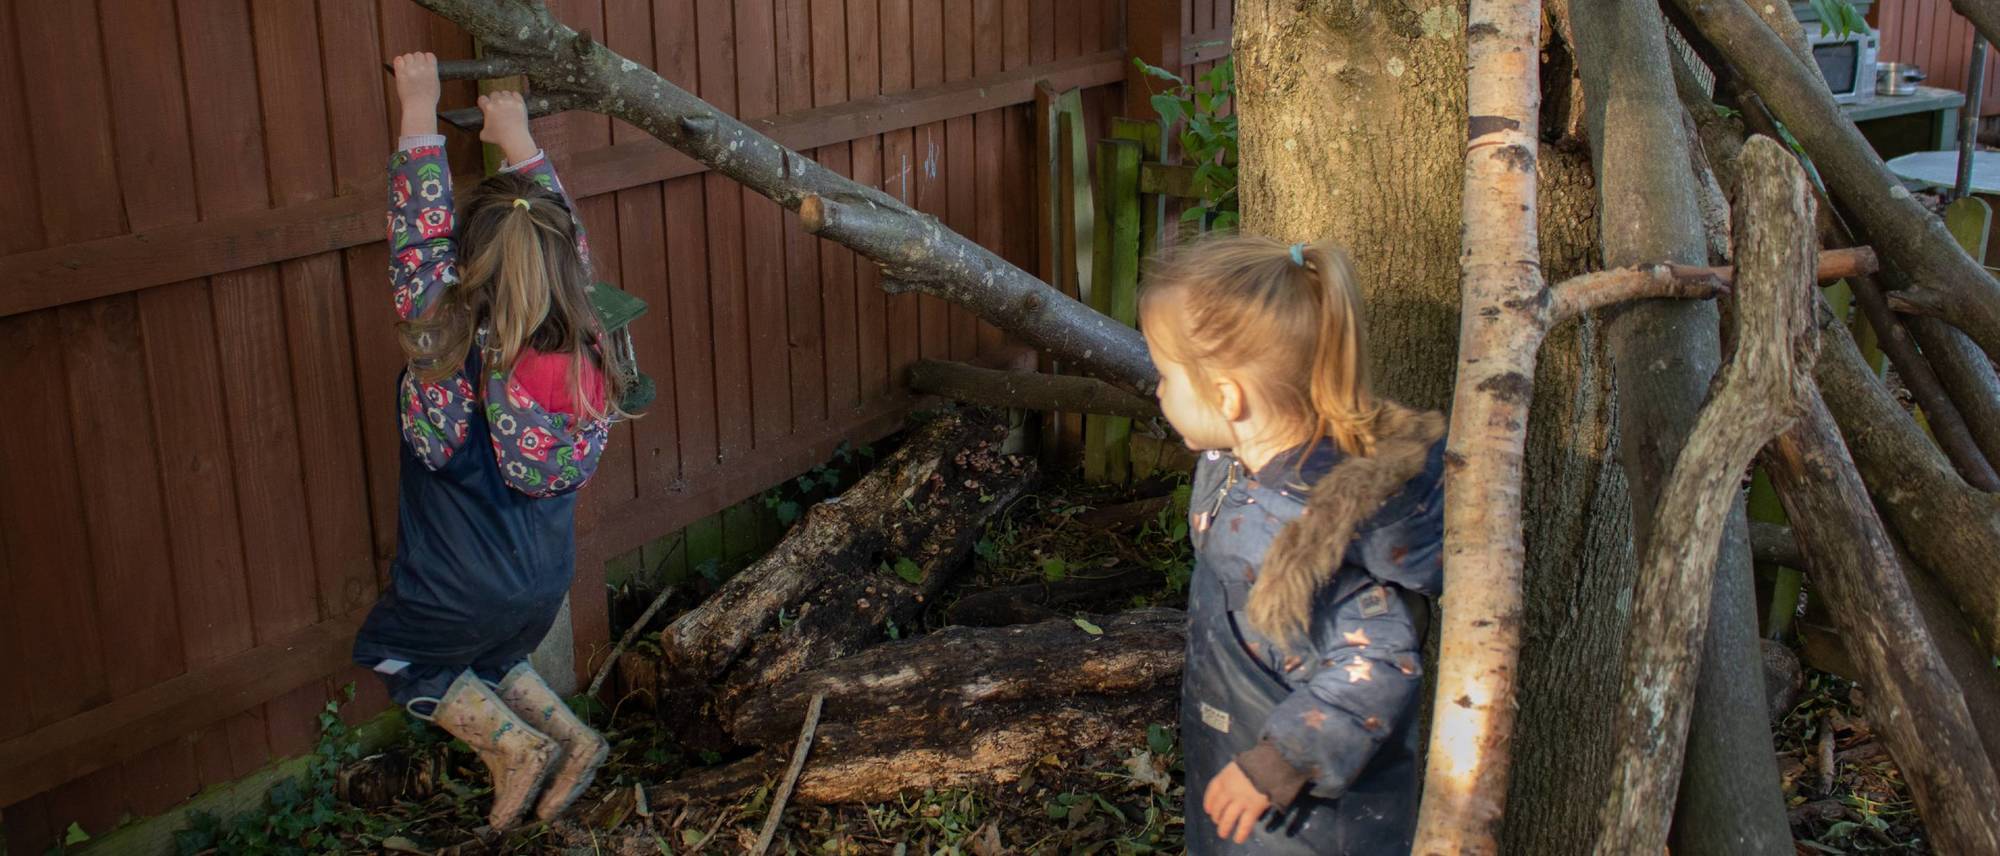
1875, 0, 2000, 115
0, 0, 1234, 850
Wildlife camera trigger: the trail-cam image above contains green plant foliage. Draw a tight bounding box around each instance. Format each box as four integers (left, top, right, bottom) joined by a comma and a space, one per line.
1134, 57, 1239, 231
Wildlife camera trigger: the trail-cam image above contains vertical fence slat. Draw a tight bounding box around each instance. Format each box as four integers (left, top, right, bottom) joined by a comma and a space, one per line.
815, 0, 861, 414
849, 0, 891, 402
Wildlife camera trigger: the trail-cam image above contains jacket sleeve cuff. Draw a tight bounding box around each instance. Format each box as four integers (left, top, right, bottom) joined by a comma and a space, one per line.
1235, 740, 1311, 808
397, 133, 447, 153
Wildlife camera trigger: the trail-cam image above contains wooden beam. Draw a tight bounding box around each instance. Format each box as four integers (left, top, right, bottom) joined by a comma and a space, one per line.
0, 608, 367, 806
0, 50, 1124, 319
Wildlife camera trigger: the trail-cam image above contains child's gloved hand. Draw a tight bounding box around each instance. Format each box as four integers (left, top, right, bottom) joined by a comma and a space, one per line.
392, 52, 441, 136
477, 91, 540, 166
1204, 761, 1274, 844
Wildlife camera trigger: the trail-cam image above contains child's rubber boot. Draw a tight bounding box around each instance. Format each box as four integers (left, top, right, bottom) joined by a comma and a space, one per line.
431, 671, 560, 830
497, 663, 610, 822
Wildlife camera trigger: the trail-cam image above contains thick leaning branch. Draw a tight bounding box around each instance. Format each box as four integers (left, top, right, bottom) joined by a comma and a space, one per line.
1670, 0, 2000, 364
1762, 392, 2000, 853
1570, 2, 1791, 848
907, 360, 1161, 419
1596, 135, 1821, 852
1547, 247, 1875, 322
409, 0, 1158, 394
1814, 310, 2000, 655
1951, 0, 2000, 62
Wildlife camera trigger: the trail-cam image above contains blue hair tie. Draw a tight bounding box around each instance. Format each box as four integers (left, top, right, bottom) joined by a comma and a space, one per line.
1289, 242, 1307, 266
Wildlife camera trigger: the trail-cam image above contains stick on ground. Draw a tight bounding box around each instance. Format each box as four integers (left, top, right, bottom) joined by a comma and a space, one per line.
753, 693, 824, 856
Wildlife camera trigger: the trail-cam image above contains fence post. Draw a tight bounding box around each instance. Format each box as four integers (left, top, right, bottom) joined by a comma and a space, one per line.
1124, 0, 1183, 120
1086, 137, 1143, 483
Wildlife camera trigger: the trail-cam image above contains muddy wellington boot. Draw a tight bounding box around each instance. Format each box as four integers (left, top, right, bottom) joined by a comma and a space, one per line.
430, 671, 560, 829
497, 663, 610, 821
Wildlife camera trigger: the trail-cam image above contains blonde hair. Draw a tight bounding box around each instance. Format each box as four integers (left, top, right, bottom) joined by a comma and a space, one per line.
1139, 233, 1381, 457
401, 171, 629, 423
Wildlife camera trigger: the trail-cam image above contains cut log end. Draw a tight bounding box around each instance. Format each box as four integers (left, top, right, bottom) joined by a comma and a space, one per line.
799, 194, 831, 234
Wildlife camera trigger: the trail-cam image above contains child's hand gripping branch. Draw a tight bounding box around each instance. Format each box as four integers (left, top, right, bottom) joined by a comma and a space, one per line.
476, 90, 541, 167
393, 51, 442, 138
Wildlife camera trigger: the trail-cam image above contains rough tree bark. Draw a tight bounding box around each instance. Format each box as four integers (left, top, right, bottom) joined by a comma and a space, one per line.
1569, 0, 1792, 849
1228, 1, 1678, 848
645, 611, 1183, 806
1762, 392, 2000, 854
655, 412, 1035, 727
1669, 0, 2000, 364
908, 360, 1162, 419
1812, 316, 2000, 656
408, 0, 1157, 393
1596, 135, 1819, 852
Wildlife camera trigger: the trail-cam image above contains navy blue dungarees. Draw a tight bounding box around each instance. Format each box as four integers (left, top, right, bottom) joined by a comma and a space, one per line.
353, 349, 580, 705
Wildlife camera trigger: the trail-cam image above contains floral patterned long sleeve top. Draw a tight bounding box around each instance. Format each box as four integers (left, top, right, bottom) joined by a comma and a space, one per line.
388, 137, 611, 498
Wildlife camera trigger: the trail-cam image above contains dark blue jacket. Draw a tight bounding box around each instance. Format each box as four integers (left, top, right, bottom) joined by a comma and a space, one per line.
1181, 406, 1445, 855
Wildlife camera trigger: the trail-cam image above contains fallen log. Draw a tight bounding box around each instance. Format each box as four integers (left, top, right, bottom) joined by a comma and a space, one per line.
1597, 135, 1821, 852
1747, 521, 1807, 570
648, 610, 1184, 806
655, 412, 1036, 723
943, 567, 1164, 627
908, 359, 1162, 419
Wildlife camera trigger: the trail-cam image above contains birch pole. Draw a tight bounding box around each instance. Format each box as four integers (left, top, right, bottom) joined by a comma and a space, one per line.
1412, 0, 1548, 849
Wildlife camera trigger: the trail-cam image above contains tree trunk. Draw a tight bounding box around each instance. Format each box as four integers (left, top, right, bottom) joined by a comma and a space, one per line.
647, 611, 1184, 807
1234, 3, 1619, 850
1597, 134, 1820, 852
1763, 391, 2000, 854
1570, 1, 1792, 850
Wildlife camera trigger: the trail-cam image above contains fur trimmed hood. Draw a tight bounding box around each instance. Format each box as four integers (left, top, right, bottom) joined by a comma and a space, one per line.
1245, 402, 1446, 642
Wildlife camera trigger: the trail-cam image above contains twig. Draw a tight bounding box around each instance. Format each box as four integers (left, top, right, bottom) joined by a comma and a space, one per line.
1548, 246, 1876, 323
753, 693, 826, 856
587, 581, 679, 699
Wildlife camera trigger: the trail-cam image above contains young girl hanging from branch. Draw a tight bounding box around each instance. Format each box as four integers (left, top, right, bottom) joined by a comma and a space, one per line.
351, 52, 633, 830
1142, 235, 1445, 853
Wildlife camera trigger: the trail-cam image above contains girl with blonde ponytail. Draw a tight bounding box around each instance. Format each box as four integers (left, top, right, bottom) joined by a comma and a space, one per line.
1140, 234, 1445, 853
354, 53, 634, 830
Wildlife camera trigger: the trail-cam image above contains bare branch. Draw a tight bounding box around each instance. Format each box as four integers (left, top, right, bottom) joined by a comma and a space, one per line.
407, 0, 1157, 393
1598, 135, 1821, 852
1548, 247, 1877, 323
1764, 392, 2000, 853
